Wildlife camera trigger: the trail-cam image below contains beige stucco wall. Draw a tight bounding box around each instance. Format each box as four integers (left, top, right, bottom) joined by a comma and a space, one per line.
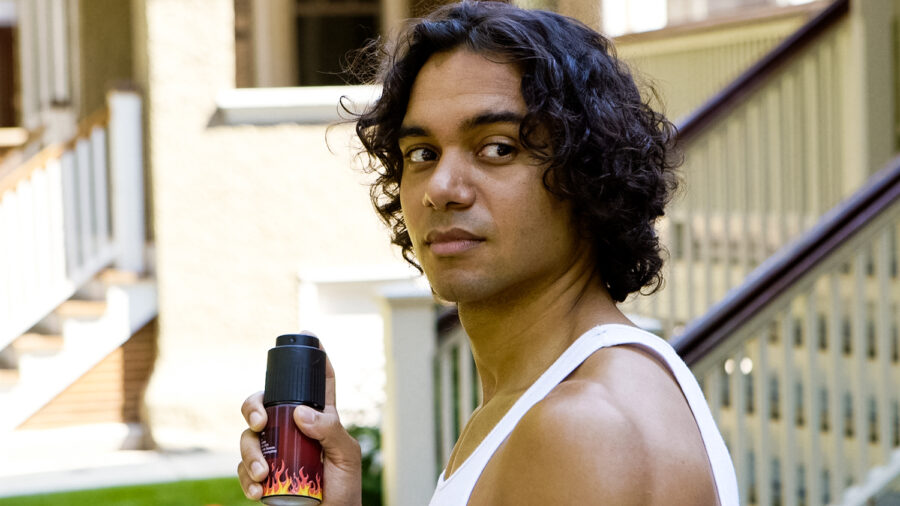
134, 0, 404, 450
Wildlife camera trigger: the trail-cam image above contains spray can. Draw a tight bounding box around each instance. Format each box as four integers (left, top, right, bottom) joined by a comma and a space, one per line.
260, 333, 326, 505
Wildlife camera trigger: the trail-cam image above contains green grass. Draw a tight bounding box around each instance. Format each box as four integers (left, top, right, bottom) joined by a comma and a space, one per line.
0, 477, 258, 506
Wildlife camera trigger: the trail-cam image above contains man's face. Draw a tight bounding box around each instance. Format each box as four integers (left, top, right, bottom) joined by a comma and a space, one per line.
398, 49, 585, 305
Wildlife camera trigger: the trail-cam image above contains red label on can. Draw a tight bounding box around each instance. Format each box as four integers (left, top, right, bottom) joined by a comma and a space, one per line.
260, 404, 324, 502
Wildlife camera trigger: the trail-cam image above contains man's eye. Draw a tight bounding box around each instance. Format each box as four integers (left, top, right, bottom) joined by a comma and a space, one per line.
479, 143, 516, 159
405, 147, 438, 163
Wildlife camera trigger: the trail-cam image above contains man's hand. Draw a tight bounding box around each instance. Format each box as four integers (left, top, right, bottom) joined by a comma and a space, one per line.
238, 338, 362, 505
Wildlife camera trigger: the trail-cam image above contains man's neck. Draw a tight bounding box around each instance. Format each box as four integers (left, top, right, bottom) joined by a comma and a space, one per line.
457, 259, 631, 404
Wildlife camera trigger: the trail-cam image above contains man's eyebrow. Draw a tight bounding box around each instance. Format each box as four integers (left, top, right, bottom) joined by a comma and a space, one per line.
397, 125, 429, 140
462, 111, 524, 130
397, 111, 524, 140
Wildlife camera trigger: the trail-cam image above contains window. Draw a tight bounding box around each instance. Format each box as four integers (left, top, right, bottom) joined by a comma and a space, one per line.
235, 0, 380, 88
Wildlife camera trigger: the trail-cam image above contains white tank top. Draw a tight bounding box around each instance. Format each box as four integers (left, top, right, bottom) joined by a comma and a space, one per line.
428, 324, 739, 506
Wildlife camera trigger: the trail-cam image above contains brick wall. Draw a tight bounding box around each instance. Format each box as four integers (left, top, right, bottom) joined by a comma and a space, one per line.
19, 318, 158, 429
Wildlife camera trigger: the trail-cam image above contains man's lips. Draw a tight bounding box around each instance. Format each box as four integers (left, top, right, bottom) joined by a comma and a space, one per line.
424, 228, 485, 255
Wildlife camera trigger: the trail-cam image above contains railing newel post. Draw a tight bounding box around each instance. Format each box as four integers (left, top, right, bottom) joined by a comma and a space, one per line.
107, 90, 145, 274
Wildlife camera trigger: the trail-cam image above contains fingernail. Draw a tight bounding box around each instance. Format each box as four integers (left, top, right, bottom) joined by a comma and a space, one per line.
296, 406, 317, 424
252, 461, 267, 478
249, 483, 261, 497
249, 411, 263, 428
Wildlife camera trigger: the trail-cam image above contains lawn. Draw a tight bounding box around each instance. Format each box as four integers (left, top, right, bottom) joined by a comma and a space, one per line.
0, 477, 257, 506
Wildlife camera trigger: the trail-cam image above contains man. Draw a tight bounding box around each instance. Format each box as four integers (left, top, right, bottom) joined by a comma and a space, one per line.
239, 2, 738, 504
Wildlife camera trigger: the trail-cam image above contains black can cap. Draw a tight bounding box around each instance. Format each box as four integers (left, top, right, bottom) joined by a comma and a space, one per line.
263, 334, 326, 410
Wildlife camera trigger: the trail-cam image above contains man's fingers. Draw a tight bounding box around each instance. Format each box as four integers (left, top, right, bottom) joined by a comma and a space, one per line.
324, 350, 336, 407
240, 429, 269, 482
294, 405, 361, 468
241, 391, 266, 431
237, 461, 264, 500
303, 330, 336, 407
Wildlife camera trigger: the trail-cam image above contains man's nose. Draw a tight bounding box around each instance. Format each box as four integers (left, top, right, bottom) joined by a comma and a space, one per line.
422, 151, 475, 211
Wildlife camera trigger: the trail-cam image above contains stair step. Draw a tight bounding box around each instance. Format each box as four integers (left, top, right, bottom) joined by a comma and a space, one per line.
0, 368, 20, 387
55, 300, 107, 319
97, 268, 141, 285
12, 333, 64, 355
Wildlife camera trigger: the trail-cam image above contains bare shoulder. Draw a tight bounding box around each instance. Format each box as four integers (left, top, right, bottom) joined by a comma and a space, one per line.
470, 345, 718, 506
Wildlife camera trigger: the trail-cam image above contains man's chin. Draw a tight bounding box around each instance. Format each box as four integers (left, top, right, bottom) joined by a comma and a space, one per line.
426, 279, 493, 306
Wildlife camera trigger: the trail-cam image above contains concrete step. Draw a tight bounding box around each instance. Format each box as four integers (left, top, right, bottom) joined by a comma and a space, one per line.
0, 368, 19, 390
54, 300, 107, 320
97, 269, 142, 285
12, 333, 64, 356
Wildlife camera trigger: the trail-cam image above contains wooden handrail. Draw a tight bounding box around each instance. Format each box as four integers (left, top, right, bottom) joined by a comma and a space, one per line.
0, 144, 66, 196
671, 154, 900, 365
675, 0, 849, 144
0, 108, 109, 197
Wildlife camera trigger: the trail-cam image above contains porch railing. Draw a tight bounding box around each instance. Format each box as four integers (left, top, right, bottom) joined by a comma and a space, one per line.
615, 1, 823, 121
621, 0, 854, 337
0, 91, 145, 353
672, 155, 900, 505
15, 0, 77, 139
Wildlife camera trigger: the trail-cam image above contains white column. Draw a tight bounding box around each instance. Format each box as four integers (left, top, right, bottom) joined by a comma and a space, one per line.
251, 0, 297, 87
107, 91, 145, 274
15, 0, 39, 130
380, 0, 408, 40
379, 284, 437, 506
49, 0, 69, 103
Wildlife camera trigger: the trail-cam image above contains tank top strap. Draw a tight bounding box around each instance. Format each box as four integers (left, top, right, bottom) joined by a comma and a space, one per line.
433, 324, 617, 494
430, 324, 739, 506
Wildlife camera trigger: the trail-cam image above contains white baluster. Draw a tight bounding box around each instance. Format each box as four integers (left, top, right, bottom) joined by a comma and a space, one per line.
4, 191, 22, 333
46, 159, 67, 291
749, 101, 766, 266
828, 271, 846, 501
701, 141, 713, 311
60, 150, 79, 279
49, 0, 69, 103
852, 251, 869, 479
75, 137, 94, 268
90, 126, 110, 253
0, 196, 10, 333
439, 339, 455, 466
458, 336, 474, 428
31, 167, 52, 303
803, 55, 820, 230
17, 179, 36, 322
876, 228, 893, 464
15, 0, 38, 130
803, 290, 822, 506
736, 115, 751, 281
755, 329, 772, 506
766, 86, 783, 256
731, 347, 749, 506
34, 0, 51, 113
705, 361, 723, 429
782, 311, 798, 506
685, 185, 696, 322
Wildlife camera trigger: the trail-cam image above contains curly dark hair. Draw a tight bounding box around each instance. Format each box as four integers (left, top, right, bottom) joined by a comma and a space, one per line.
354, 1, 679, 302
